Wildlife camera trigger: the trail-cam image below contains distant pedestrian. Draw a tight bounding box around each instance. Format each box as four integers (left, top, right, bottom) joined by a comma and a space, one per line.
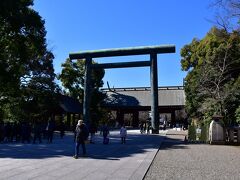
102, 123, 109, 144
140, 121, 145, 134
146, 119, 151, 134
15, 122, 21, 142
120, 125, 127, 144
12, 122, 19, 142
4, 122, 11, 142
46, 119, 55, 143
33, 121, 42, 144
21, 122, 31, 143
74, 120, 89, 159
59, 121, 65, 139
143, 122, 147, 132
0, 121, 4, 143
89, 123, 97, 144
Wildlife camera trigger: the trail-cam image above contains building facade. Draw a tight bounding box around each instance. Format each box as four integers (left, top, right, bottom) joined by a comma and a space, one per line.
101, 86, 186, 128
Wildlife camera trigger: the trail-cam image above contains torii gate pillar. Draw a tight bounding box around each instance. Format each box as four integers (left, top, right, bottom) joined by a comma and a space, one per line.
83, 57, 92, 126
150, 53, 159, 133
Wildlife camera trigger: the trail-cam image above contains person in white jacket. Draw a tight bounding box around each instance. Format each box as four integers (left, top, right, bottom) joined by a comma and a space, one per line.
120, 125, 127, 144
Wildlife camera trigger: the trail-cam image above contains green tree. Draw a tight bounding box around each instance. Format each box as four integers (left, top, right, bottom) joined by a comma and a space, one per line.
58, 58, 85, 99
181, 27, 240, 125
0, 0, 58, 121
58, 58, 106, 122
235, 105, 240, 124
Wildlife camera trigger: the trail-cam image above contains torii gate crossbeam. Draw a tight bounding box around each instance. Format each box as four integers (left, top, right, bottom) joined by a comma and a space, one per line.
69, 45, 175, 134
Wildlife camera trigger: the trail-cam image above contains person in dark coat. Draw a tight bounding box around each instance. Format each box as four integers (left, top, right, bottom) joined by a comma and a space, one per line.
101, 123, 109, 144
4, 122, 11, 142
74, 120, 88, 159
59, 121, 65, 139
33, 121, 42, 144
0, 121, 4, 143
46, 119, 55, 143
89, 123, 97, 144
21, 122, 31, 143
146, 119, 151, 134
140, 121, 144, 134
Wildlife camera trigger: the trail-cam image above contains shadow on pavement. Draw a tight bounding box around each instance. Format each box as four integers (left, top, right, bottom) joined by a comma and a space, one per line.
158, 135, 190, 150
0, 132, 164, 160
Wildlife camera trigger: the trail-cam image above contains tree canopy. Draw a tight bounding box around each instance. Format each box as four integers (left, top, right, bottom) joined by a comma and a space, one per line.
0, 0, 58, 121
58, 58, 106, 122
181, 27, 240, 125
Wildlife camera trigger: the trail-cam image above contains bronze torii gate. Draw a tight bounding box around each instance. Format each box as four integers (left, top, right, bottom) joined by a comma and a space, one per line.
69, 45, 175, 134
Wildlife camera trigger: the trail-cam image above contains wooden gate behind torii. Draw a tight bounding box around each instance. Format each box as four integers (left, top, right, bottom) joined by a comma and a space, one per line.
69, 45, 175, 134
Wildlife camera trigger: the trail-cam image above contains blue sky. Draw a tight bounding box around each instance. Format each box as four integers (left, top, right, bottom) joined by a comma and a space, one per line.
33, 0, 215, 88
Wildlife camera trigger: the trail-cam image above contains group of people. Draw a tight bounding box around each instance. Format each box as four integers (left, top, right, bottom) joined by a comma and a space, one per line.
0, 119, 58, 144
73, 120, 127, 159
1, 118, 128, 159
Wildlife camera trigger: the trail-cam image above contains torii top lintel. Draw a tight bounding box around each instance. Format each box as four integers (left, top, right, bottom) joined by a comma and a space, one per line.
69, 45, 175, 59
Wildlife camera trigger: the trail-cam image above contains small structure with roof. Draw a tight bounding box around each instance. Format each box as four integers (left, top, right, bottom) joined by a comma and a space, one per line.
53, 94, 82, 130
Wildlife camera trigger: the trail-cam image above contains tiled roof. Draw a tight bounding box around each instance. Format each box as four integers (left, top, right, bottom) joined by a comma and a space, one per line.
101, 86, 185, 107
58, 95, 82, 113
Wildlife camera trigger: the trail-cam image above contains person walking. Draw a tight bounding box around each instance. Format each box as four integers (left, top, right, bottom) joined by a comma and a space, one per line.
0, 121, 4, 143
74, 120, 88, 159
140, 121, 144, 134
102, 123, 109, 144
120, 125, 127, 144
146, 119, 151, 134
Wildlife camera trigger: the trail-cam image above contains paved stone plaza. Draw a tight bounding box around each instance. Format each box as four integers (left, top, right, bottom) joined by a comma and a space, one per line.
1, 129, 240, 180
0, 130, 166, 180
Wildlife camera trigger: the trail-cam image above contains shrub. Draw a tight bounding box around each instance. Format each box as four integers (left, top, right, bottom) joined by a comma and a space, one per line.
188, 124, 196, 141
235, 106, 240, 125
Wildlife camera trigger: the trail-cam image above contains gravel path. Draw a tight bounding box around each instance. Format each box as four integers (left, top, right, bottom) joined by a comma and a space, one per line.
144, 130, 240, 180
